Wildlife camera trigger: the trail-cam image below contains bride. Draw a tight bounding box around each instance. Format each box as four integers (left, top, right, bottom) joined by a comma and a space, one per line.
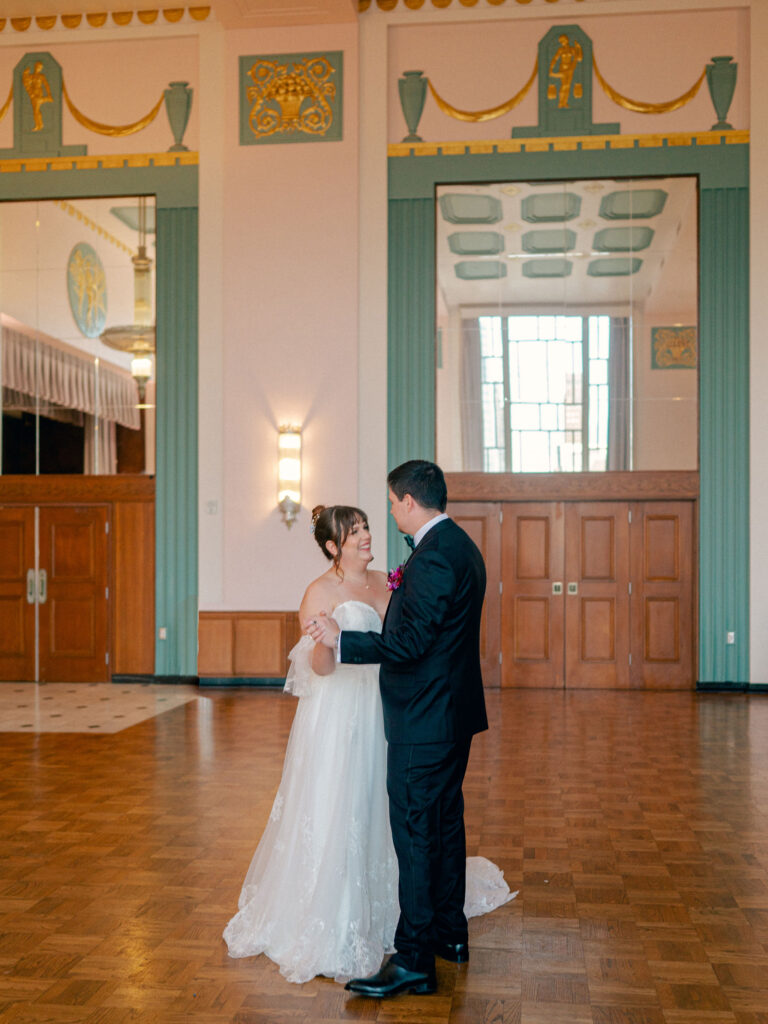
223, 505, 514, 984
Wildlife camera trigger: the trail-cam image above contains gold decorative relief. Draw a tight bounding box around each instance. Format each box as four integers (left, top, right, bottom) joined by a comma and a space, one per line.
22, 62, 53, 132
35, 16, 57, 29
138, 10, 159, 22
67, 243, 107, 338
112, 12, 134, 25
245, 55, 339, 141
652, 326, 697, 369
61, 14, 82, 27
548, 34, 582, 108
86, 13, 108, 26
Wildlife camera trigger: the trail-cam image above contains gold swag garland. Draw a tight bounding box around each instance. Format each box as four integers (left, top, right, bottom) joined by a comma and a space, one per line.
428, 59, 537, 122
423, 55, 709, 124
592, 57, 706, 114
62, 80, 165, 136
0, 84, 12, 123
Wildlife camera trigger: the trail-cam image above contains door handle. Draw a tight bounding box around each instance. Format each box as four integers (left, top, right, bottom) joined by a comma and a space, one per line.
38, 569, 47, 604
26, 569, 36, 604
552, 581, 563, 595
567, 582, 578, 595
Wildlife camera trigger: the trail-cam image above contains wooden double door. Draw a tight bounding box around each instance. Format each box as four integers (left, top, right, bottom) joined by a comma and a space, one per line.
451, 500, 695, 689
0, 505, 109, 682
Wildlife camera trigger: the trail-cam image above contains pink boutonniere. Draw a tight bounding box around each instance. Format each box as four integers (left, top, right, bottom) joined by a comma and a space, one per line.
387, 564, 405, 591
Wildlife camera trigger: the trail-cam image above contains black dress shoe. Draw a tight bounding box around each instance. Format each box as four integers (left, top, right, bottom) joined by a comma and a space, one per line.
433, 940, 469, 963
344, 960, 437, 997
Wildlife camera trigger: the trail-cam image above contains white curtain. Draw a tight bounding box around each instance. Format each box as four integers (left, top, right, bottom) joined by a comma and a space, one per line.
83, 415, 117, 475
460, 320, 484, 471
1, 326, 140, 430
607, 316, 631, 471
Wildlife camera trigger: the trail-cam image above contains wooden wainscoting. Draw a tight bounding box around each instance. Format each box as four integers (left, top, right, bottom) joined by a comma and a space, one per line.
198, 612, 301, 680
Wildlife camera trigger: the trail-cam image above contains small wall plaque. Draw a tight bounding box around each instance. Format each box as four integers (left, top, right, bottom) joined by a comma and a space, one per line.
651, 326, 697, 369
67, 243, 107, 338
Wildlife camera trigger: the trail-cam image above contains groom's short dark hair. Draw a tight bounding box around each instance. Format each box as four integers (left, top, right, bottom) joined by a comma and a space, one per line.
388, 460, 447, 512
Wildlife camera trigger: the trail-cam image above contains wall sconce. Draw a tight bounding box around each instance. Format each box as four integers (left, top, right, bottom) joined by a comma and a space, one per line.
278, 425, 302, 528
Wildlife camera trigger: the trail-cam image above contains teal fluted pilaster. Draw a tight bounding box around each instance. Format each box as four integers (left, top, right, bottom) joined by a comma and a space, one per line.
698, 187, 750, 684
388, 198, 435, 564
155, 207, 199, 676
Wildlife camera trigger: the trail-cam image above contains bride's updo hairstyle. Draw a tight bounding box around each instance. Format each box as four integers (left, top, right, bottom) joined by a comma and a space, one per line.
311, 504, 369, 579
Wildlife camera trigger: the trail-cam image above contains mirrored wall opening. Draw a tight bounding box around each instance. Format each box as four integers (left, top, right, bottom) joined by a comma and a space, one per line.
436, 176, 698, 473
0, 196, 157, 476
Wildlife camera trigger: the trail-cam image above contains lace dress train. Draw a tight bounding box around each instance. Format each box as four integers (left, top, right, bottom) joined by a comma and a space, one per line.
223, 601, 516, 984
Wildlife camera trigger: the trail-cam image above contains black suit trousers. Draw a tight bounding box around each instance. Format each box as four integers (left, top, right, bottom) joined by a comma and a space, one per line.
386, 736, 472, 972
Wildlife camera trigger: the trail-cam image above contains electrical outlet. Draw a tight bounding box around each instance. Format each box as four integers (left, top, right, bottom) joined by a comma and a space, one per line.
726, 631, 735, 645
159, 627, 167, 640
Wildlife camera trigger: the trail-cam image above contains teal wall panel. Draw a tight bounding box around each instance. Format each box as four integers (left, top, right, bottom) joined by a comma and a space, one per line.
155, 207, 199, 676
0, 162, 199, 678
388, 144, 750, 684
390, 142, 748, 199
698, 188, 749, 683
388, 198, 435, 564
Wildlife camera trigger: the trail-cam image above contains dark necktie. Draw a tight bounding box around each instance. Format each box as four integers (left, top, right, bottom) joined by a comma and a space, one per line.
404, 535, 415, 551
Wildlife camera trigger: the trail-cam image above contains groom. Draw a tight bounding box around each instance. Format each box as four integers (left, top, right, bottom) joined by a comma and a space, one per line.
309, 459, 487, 997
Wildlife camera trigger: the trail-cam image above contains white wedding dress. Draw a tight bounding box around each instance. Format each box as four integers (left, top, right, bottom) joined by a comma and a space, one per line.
223, 600, 515, 984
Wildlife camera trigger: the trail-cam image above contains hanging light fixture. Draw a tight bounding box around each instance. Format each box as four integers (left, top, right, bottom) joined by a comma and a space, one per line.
100, 196, 155, 404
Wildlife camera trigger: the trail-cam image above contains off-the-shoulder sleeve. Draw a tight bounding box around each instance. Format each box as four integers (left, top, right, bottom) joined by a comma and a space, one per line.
284, 634, 316, 697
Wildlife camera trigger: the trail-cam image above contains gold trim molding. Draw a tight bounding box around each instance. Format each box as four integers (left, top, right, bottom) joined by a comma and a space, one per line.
0, 151, 198, 173
360, 0, 583, 9
53, 199, 136, 258
388, 129, 750, 157
0, 8, 209, 32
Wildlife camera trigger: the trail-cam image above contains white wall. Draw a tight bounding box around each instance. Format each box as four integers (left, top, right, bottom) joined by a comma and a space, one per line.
198, 22, 361, 612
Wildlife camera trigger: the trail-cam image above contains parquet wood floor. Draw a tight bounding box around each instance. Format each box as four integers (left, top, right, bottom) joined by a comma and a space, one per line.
2, 689, 768, 1023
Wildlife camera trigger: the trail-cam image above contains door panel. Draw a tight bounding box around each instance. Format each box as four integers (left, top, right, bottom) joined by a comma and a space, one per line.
565, 503, 630, 689
0, 507, 35, 680
39, 506, 109, 682
630, 502, 694, 689
448, 502, 501, 687
501, 503, 564, 688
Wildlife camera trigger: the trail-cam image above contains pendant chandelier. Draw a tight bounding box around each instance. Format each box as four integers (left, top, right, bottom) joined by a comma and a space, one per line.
100, 196, 155, 404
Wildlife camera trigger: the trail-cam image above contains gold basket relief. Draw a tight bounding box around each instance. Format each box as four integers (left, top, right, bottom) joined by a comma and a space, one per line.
652, 326, 697, 369
246, 56, 336, 139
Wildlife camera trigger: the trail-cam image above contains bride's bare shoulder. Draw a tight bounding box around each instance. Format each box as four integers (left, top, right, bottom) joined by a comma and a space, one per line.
298, 573, 336, 627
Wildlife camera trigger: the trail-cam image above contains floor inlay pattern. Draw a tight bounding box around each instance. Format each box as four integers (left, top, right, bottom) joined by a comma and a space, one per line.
0, 682, 202, 733
1, 689, 768, 1023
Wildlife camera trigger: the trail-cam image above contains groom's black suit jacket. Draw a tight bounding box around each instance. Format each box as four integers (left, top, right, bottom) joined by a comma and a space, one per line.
340, 518, 488, 745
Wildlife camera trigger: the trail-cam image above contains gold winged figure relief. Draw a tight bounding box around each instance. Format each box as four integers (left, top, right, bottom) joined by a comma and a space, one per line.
548, 35, 583, 109
22, 62, 53, 131
246, 57, 336, 139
